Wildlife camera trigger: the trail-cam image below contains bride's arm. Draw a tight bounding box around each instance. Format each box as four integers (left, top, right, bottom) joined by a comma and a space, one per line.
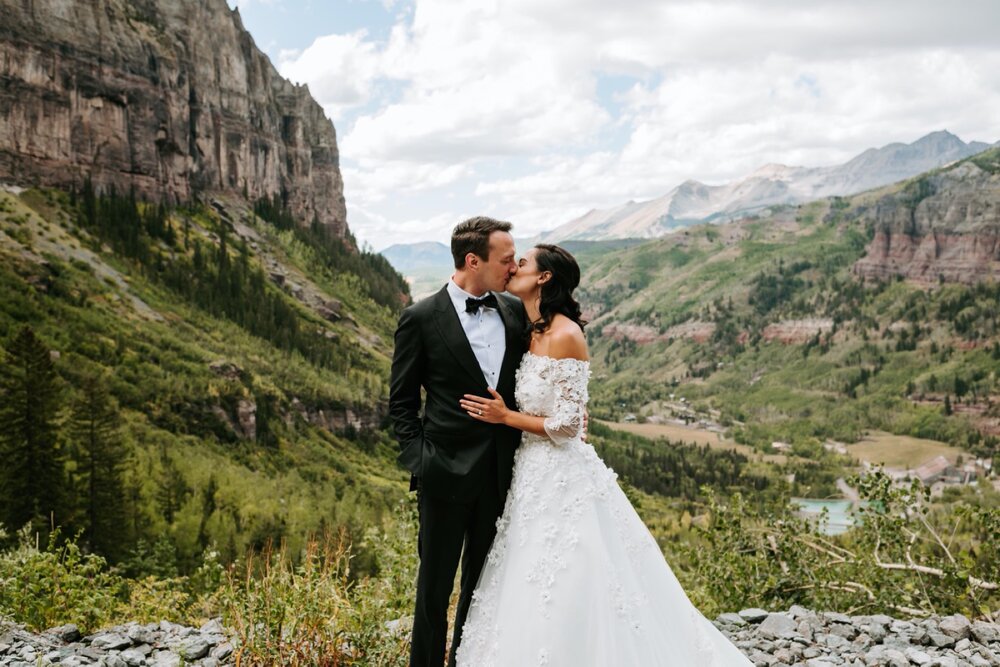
460, 387, 549, 436
461, 331, 588, 441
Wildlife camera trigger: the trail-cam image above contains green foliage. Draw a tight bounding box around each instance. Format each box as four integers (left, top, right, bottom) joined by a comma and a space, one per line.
75, 184, 381, 375
970, 147, 1000, 175
686, 471, 1000, 618
589, 421, 771, 499
0, 326, 66, 540
254, 195, 409, 310
67, 371, 128, 560
0, 523, 226, 633
0, 525, 125, 632
0, 185, 410, 577
748, 262, 808, 316
579, 203, 1000, 458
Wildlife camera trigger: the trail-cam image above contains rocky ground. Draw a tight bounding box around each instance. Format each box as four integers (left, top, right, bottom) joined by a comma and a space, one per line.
719, 606, 1000, 667
0, 618, 234, 667
1, 607, 998, 666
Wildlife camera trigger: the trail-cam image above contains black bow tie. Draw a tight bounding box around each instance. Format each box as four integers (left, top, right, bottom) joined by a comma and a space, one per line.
465, 293, 499, 313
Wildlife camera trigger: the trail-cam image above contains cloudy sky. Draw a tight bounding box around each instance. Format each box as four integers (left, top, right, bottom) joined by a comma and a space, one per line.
227, 0, 1000, 250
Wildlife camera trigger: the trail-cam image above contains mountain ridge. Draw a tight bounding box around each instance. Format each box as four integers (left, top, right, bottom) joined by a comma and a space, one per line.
539, 130, 996, 243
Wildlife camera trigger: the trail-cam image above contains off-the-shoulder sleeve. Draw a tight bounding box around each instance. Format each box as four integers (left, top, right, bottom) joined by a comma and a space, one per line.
543, 360, 590, 446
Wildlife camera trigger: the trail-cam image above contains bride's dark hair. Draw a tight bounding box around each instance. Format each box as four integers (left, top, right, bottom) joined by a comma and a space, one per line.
528, 244, 587, 339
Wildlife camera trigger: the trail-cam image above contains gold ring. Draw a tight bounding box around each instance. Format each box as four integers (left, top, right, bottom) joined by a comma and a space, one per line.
478, 409, 483, 415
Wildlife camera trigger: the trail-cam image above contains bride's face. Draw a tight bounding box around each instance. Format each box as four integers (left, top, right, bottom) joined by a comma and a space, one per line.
508, 248, 550, 299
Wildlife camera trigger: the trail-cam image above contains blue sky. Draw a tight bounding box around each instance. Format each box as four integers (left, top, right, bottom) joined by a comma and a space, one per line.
229, 0, 1000, 250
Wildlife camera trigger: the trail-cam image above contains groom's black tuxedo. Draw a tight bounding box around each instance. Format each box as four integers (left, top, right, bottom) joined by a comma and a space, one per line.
391, 286, 526, 500
390, 285, 527, 667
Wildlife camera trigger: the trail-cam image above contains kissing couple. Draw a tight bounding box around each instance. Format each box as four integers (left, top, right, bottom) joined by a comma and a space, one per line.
389, 217, 752, 666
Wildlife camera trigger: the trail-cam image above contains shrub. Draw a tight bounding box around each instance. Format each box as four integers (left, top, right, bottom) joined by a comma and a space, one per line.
0, 525, 125, 632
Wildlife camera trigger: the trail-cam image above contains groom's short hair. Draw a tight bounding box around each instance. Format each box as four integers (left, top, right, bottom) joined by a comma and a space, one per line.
451, 216, 513, 269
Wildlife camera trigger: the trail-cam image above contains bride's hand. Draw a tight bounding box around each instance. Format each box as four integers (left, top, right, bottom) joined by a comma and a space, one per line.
461, 388, 509, 424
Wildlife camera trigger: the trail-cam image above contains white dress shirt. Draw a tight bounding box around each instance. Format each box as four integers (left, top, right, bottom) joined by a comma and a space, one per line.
446, 279, 506, 388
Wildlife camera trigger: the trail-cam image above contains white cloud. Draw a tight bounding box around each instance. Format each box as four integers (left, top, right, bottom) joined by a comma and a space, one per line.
265, 0, 1000, 245
478, 49, 1000, 230
342, 161, 472, 204
278, 31, 384, 120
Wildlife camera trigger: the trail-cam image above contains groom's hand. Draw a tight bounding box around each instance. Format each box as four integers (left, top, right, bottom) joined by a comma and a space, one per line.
582, 410, 589, 441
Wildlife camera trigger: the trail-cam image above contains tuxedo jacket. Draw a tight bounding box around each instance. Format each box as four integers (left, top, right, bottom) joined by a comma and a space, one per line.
389, 285, 527, 502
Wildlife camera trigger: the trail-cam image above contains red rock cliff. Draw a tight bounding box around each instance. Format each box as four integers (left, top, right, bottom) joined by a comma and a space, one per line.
852, 158, 1000, 286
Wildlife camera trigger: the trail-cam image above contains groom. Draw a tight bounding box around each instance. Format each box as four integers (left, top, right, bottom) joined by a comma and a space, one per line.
389, 217, 527, 667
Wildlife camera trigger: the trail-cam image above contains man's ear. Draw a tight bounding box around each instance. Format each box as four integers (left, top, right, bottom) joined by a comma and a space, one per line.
466, 252, 479, 271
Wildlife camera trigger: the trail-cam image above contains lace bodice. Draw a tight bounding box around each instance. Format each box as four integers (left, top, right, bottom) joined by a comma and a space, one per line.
514, 352, 590, 446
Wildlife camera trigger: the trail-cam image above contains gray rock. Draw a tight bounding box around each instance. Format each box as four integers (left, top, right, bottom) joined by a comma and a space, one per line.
46, 625, 81, 643
717, 612, 748, 627
739, 608, 770, 623
118, 649, 146, 666
198, 620, 224, 636
210, 642, 233, 661
971, 621, 1000, 644
759, 613, 800, 640
927, 630, 957, 648
822, 611, 851, 624
882, 648, 910, 667
125, 626, 156, 646
148, 651, 180, 667
827, 623, 857, 640
940, 614, 973, 640
819, 633, 850, 651
904, 647, 933, 665
90, 635, 131, 652
178, 637, 209, 660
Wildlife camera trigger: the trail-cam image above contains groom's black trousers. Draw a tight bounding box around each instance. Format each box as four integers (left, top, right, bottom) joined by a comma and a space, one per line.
410, 469, 502, 667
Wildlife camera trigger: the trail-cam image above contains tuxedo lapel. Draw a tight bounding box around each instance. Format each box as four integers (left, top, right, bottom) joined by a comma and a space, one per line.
432, 287, 489, 391
496, 295, 525, 386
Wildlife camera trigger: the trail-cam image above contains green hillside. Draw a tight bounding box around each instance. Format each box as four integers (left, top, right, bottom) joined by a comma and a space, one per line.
0, 185, 411, 572
579, 149, 1000, 462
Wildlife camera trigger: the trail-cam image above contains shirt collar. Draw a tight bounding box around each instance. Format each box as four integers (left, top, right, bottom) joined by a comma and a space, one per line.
447, 279, 496, 312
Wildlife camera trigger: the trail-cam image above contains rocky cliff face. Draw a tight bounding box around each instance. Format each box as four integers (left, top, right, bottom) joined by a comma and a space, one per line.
0, 0, 347, 236
852, 157, 1000, 286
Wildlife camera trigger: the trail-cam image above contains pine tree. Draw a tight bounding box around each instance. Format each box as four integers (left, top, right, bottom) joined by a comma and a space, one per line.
197, 474, 219, 550
68, 372, 128, 559
155, 448, 190, 524
0, 326, 65, 536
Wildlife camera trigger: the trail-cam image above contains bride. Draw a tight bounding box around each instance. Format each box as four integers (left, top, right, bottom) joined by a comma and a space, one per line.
455, 244, 753, 666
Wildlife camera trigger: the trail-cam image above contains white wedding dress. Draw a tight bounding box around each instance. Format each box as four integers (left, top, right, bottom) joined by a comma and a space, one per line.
456, 352, 753, 666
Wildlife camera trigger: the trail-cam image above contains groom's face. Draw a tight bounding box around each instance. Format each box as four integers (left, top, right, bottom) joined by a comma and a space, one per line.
482, 231, 518, 293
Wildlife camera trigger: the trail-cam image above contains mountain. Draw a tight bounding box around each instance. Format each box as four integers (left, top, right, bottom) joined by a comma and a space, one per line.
0, 0, 411, 571
382, 241, 452, 276
575, 148, 1000, 457
852, 150, 1000, 285
541, 131, 995, 242
381, 241, 453, 299
0, 0, 347, 237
